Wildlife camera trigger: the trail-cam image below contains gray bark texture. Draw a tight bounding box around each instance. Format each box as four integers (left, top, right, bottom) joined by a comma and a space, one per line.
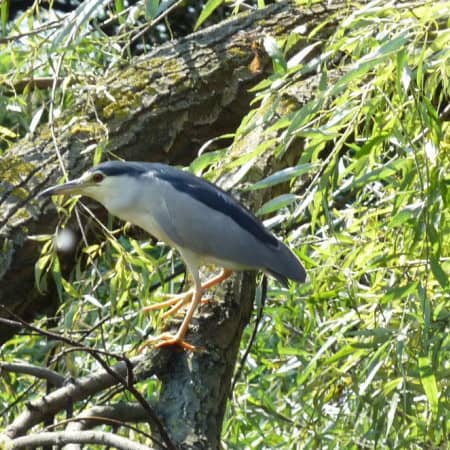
0, 1, 346, 449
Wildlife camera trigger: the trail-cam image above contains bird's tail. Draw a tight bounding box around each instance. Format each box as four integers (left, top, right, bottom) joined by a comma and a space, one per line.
265, 241, 306, 287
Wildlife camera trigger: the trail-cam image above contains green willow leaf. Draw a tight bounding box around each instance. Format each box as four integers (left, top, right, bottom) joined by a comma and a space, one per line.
430, 256, 449, 288
146, 0, 160, 20
250, 164, 317, 190
194, 0, 223, 31
419, 356, 439, 418
256, 193, 299, 216
51, 0, 110, 50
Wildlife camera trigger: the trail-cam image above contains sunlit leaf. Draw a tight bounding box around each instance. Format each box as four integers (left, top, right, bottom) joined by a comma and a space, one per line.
430, 256, 449, 288
194, 0, 223, 31
0, 125, 17, 138
1, 0, 8, 36
383, 281, 419, 303
419, 356, 439, 418
250, 164, 317, 190
34, 255, 52, 294
51, 0, 110, 50
256, 193, 299, 216
388, 203, 423, 228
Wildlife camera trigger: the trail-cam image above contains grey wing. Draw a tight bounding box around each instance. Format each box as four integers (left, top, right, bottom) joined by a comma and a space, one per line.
151, 177, 255, 262
150, 172, 306, 284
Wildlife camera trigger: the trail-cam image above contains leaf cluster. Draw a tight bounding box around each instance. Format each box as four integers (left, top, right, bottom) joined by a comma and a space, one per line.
219, 2, 450, 448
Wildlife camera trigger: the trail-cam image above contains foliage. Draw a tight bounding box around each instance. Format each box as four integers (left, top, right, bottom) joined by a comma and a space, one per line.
220, 2, 450, 448
1, 1, 449, 449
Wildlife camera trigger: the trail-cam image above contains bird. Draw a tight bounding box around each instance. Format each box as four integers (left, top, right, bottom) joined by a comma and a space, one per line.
40, 161, 306, 350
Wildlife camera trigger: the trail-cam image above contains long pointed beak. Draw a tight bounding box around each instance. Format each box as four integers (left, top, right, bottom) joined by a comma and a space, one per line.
39, 179, 84, 197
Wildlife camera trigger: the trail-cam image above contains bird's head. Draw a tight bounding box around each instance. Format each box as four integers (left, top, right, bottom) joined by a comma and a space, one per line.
40, 166, 114, 202
39, 162, 145, 213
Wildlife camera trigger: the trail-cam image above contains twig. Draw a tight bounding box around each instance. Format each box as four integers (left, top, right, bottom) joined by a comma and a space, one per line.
6, 77, 64, 94
0, 312, 125, 361
0, 381, 41, 418
124, 0, 185, 57
0, 19, 63, 44
45, 404, 160, 443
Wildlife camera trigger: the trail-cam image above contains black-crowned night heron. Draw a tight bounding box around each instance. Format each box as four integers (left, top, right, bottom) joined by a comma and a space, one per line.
41, 161, 306, 350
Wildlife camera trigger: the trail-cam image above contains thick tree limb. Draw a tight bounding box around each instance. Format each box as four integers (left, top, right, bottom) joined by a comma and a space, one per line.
62, 404, 161, 450
47, 404, 157, 450
63, 403, 150, 431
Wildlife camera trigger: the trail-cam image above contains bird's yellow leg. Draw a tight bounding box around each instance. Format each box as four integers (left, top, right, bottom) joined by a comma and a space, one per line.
141, 269, 233, 351
201, 268, 233, 290
160, 269, 233, 318
142, 290, 193, 313
141, 276, 203, 351
152, 284, 203, 350
143, 269, 233, 317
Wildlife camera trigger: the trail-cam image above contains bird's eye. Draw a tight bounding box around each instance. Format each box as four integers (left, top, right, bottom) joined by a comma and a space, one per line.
92, 173, 104, 183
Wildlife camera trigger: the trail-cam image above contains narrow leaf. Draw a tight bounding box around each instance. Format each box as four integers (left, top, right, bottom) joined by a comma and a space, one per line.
0, 125, 17, 138
1, 0, 9, 36
250, 164, 317, 190
194, 0, 223, 31
430, 256, 449, 288
51, 0, 109, 50
146, 0, 160, 20
419, 356, 439, 418
386, 392, 400, 437
256, 193, 299, 216
29, 106, 45, 135
383, 281, 419, 303
34, 255, 51, 294
388, 203, 423, 228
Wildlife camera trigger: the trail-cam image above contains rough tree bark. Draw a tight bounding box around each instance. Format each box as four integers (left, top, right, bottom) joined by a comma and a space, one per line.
0, 1, 349, 448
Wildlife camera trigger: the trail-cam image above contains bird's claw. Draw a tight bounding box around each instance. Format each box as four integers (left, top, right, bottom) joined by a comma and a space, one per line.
140, 333, 198, 352
142, 290, 193, 313
159, 290, 194, 300
144, 292, 209, 319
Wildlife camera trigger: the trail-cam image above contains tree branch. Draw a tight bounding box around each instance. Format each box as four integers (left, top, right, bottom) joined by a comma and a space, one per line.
62, 404, 154, 450
0, 309, 175, 449
2, 354, 141, 439
0, 362, 64, 387
8, 430, 153, 450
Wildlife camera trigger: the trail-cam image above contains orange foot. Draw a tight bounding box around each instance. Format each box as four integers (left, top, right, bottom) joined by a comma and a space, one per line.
140, 333, 197, 352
